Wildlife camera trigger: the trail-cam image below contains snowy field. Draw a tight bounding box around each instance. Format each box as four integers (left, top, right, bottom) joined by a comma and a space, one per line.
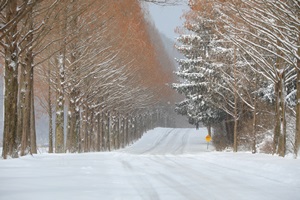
1, 127, 300, 200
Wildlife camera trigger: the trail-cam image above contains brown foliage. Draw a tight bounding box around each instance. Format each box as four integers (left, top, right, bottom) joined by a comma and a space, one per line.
104, 0, 176, 103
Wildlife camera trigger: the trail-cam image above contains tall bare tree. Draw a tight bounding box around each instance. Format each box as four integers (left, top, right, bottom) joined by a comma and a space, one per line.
1, 0, 19, 158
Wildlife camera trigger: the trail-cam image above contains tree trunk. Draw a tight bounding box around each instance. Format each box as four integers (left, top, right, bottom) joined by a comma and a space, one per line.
55, 53, 65, 153
16, 55, 27, 154
30, 82, 37, 154
83, 107, 89, 152
20, 41, 34, 156
102, 112, 106, 150
125, 116, 129, 146
134, 117, 138, 141
233, 45, 238, 153
20, 76, 29, 156
117, 114, 120, 149
294, 41, 300, 157
66, 0, 79, 153
272, 53, 287, 156
252, 98, 257, 154
2, 0, 19, 159
55, 71, 65, 153
273, 79, 281, 154
107, 112, 111, 151
48, 65, 53, 153
16, 62, 25, 155
252, 69, 258, 154
66, 92, 79, 153
111, 113, 116, 150
89, 110, 94, 151
96, 113, 101, 152
48, 96, 53, 154
55, 3, 67, 153
273, 34, 287, 155
277, 71, 286, 157
207, 124, 212, 136
121, 116, 125, 148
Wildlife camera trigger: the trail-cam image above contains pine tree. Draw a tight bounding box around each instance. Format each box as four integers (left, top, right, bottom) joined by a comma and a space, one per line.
173, 11, 226, 129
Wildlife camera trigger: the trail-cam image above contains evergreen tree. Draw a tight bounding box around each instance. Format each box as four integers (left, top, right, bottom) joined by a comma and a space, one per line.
173, 13, 226, 130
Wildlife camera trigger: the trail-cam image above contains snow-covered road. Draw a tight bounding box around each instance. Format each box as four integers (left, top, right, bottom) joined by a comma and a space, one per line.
1, 128, 300, 200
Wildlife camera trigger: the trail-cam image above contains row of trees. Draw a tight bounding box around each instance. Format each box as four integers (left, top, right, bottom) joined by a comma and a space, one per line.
1, 0, 176, 159
173, 0, 299, 157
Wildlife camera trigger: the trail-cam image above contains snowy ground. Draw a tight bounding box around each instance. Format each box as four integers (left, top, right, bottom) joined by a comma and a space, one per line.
1, 128, 300, 200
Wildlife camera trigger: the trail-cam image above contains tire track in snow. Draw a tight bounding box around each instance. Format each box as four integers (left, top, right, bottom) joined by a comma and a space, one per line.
144, 129, 189, 155
164, 156, 283, 199
121, 159, 160, 200
186, 156, 288, 184
153, 173, 200, 200
158, 129, 182, 155
140, 128, 175, 155
172, 130, 190, 155
150, 156, 212, 182
145, 156, 213, 199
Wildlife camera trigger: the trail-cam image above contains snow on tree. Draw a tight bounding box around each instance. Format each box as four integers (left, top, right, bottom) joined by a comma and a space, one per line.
1, 0, 176, 158
173, 0, 299, 155
216, 0, 299, 157
173, 3, 226, 133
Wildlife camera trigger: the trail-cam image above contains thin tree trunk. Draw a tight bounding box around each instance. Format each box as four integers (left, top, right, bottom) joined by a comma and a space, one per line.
273, 33, 287, 155
83, 107, 89, 152
111, 113, 115, 150
21, 60, 32, 156
16, 64, 25, 155
233, 45, 238, 153
66, 0, 79, 153
30, 81, 37, 154
273, 78, 281, 154
121, 116, 125, 148
48, 64, 53, 153
68, 100, 79, 151
107, 111, 111, 151
96, 113, 101, 152
277, 71, 286, 157
207, 124, 212, 136
125, 116, 129, 146
66, 108, 71, 152
48, 109, 54, 153
20, 63, 31, 157
55, 69, 65, 153
251, 68, 258, 154
134, 117, 138, 141
272, 40, 287, 156
89, 110, 94, 151
294, 42, 300, 157
66, 93, 77, 153
252, 95, 257, 154
55, 7, 67, 153
74, 106, 80, 151
20, 34, 34, 156
116, 113, 120, 149
102, 112, 106, 150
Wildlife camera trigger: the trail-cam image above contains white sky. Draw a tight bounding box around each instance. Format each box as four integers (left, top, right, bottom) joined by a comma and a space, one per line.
146, 1, 189, 41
